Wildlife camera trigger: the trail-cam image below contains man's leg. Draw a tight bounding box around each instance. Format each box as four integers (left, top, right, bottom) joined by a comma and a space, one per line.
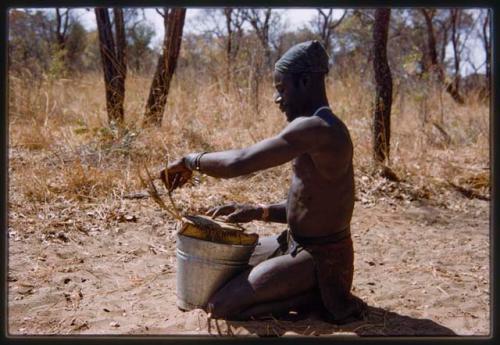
306, 237, 367, 324
235, 288, 322, 320
207, 248, 316, 319
248, 235, 282, 267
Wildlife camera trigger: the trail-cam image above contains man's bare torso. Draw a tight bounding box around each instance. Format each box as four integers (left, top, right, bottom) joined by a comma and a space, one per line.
286, 113, 355, 238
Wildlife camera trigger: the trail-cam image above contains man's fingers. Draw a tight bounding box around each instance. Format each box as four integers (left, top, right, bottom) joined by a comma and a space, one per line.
160, 170, 170, 189
226, 213, 239, 223
211, 208, 225, 219
206, 208, 217, 217
226, 211, 249, 223
171, 173, 181, 191
178, 176, 189, 189
211, 205, 234, 219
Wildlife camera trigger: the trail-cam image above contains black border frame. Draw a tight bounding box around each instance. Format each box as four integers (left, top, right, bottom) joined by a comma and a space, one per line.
1, 0, 497, 344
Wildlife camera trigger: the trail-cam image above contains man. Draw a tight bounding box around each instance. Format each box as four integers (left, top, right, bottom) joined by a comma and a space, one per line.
162, 40, 366, 324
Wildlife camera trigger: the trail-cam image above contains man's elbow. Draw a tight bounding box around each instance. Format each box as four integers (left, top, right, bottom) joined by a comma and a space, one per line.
222, 157, 248, 178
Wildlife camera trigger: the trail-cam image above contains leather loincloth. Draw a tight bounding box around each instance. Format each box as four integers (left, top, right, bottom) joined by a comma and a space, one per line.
277, 228, 357, 321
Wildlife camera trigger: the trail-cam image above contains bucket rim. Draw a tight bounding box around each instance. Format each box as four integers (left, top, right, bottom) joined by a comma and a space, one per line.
176, 232, 258, 248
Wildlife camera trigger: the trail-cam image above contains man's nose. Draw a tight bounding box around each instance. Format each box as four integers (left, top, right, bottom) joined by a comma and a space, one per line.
274, 93, 282, 104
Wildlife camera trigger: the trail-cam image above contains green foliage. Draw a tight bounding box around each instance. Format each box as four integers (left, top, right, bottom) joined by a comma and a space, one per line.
66, 21, 88, 71
8, 9, 53, 77
80, 30, 101, 72
9, 9, 90, 78
127, 21, 155, 73
47, 48, 68, 79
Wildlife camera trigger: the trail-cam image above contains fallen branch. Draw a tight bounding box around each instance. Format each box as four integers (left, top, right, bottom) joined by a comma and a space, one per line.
447, 181, 490, 201
123, 191, 164, 199
432, 121, 452, 145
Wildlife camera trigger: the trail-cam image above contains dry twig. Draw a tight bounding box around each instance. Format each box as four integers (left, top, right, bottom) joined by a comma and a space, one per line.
137, 163, 183, 220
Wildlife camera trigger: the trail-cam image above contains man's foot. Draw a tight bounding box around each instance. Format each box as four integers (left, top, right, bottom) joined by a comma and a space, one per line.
321, 296, 368, 325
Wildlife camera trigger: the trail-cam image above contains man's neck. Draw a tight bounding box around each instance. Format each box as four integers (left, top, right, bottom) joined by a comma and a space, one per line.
303, 100, 330, 117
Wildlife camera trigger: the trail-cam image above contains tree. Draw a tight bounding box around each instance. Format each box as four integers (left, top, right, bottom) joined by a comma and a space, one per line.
242, 9, 273, 66
223, 8, 246, 85
481, 9, 491, 96
433, 10, 452, 67
446, 9, 476, 104
421, 9, 444, 82
95, 7, 127, 125
65, 21, 88, 72
191, 8, 246, 86
372, 9, 393, 165
53, 9, 90, 74
311, 9, 347, 53
144, 8, 186, 126
8, 10, 54, 77
127, 21, 155, 73
448, 9, 464, 103
241, 9, 282, 114
55, 8, 71, 52
420, 9, 466, 104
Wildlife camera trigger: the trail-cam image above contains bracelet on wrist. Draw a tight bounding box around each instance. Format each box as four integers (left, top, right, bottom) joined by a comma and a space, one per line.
195, 152, 207, 171
184, 152, 208, 171
259, 204, 269, 222
184, 154, 197, 171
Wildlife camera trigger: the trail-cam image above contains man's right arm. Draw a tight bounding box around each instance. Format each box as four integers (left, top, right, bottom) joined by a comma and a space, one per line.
263, 200, 287, 224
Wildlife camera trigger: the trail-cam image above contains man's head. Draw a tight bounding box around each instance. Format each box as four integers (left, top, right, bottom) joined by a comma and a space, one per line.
273, 40, 329, 121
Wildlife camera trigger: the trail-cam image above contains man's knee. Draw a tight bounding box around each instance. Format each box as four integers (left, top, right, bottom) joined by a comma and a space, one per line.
206, 294, 245, 320
205, 282, 254, 319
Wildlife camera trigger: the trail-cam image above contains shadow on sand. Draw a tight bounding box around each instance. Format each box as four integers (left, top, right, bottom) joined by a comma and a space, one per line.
210, 305, 456, 337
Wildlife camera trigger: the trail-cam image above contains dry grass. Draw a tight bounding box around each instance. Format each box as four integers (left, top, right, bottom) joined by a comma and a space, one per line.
7, 68, 490, 337
8, 69, 490, 214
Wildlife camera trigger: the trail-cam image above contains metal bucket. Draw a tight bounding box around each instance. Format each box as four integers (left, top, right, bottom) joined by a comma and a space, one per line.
176, 233, 257, 311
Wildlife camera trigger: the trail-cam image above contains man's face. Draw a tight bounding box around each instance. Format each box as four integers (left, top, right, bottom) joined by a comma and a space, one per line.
273, 70, 307, 122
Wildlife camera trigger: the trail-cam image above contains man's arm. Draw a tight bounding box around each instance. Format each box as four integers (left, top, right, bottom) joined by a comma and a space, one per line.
194, 117, 330, 178
206, 200, 287, 224
265, 200, 287, 224
164, 117, 332, 190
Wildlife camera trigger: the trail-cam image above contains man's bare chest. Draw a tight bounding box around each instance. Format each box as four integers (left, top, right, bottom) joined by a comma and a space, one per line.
292, 155, 321, 181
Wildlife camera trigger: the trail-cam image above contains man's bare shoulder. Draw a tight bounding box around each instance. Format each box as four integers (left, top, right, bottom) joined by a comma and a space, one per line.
280, 116, 331, 136
280, 115, 352, 157
276, 116, 335, 152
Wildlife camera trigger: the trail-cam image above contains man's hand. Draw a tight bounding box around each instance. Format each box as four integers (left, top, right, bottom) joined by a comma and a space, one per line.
206, 204, 263, 223
160, 157, 192, 191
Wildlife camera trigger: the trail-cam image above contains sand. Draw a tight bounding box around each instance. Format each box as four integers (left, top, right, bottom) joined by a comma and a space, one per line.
8, 191, 490, 336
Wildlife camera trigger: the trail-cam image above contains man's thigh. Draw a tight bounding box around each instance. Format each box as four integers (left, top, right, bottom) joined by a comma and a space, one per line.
248, 235, 281, 267
208, 247, 316, 316
248, 249, 316, 299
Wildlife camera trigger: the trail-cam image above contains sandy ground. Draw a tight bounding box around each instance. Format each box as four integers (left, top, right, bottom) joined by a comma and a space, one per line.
8, 175, 490, 337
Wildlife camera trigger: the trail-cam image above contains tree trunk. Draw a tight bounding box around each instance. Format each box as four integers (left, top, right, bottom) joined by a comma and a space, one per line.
224, 8, 233, 87
317, 9, 347, 54
421, 9, 444, 83
244, 9, 272, 67
55, 8, 70, 51
372, 9, 392, 164
54, 8, 71, 70
95, 7, 127, 125
438, 22, 449, 65
422, 9, 464, 104
113, 8, 127, 120
482, 9, 491, 97
448, 9, 464, 104
144, 8, 186, 126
